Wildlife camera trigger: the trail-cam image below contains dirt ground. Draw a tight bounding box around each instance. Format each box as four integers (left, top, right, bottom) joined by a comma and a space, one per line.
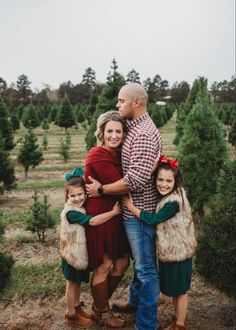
0, 274, 235, 330
0, 226, 235, 330
0, 167, 236, 330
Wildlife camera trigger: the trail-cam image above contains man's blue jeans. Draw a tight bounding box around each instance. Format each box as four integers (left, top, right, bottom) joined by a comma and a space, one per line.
123, 217, 160, 330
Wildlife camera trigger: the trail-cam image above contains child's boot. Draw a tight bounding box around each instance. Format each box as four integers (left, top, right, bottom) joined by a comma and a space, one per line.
75, 304, 93, 319
172, 324, 190, 330
65, 311, 93, 328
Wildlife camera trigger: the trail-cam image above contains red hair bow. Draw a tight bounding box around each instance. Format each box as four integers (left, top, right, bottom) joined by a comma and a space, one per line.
158, 155, 178, 170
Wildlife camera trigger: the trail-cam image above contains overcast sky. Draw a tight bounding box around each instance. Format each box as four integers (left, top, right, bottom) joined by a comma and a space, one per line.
0, 0, 235, 90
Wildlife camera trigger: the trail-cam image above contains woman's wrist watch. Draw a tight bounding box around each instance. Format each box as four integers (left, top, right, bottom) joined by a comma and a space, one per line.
97, 184, 104, 196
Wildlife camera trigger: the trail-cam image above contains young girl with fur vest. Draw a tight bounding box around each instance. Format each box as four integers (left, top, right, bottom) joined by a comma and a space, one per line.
60, 168, 121, 328
124, 156, 197, 330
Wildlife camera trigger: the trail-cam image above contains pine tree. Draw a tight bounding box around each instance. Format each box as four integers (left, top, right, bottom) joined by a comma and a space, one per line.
17, 129, 44, 178
0, 212, 14, 290
0, 135, 15, 193
57, 95, 75, 131
10, 108, 20, 131
49, 105, 58, 123
58, 135, 70, 162
178, 86, 227, 219
195, 160, 236, 297
126, 69, 141, 83
86, 90, 98, 124
174, 77, 207, 145
22, 103, 40, 129
0, 97, 14, 150
26, 191, 55, 242
85, 59, 125, 149
228, 119, 236, 148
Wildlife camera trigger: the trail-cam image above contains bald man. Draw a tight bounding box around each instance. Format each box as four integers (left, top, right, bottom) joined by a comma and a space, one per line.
86, 83, 163, 330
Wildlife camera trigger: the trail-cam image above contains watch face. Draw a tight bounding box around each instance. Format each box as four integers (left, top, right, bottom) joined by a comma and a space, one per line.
98, 186, 104, 196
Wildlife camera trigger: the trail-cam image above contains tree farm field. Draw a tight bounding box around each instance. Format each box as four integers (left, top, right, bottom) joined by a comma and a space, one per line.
0, 114, 235, 330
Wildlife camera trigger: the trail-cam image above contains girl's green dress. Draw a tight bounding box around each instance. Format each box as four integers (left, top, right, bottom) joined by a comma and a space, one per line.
61, 211, 92, 284
140, 201, 192, 297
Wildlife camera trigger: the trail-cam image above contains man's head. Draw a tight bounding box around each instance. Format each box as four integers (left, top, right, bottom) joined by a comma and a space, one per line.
116, 83, 148, 119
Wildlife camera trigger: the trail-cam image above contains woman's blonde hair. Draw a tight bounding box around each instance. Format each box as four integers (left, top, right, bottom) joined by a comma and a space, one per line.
95, 110, 126, 145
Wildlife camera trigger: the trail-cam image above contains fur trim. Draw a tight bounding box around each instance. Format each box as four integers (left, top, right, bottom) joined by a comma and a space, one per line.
156, 188, 197, 262
60, 203, 88, 270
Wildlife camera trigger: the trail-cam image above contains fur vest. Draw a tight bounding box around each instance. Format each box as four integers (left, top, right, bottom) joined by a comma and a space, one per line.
156, 188, 197, 262
60, 203, 88, 270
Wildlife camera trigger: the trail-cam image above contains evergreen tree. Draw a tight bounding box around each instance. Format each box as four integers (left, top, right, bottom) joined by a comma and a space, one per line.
16, 74, 32, 106
49, 105, 58, 123
149, 104, 165, 128
85, 59, 125, 149
58, 134, 70, 162
42, 135, 48, 151
10, 108, 20, 131
82, 67, 96, 88
0, 135, 15, 193
228, 119, 236, 148
0, 212, 14, 290
26, 191, 55, 242
22, 103, 40, 129
57, 95, 75, 131
195, 160, 236, 297
86, 90, 99, 124
0, 97, 14, 150
174, 77, 207, 145
17, 129, 44, 178
178, 86, 227, 219
126, 69, 141, 83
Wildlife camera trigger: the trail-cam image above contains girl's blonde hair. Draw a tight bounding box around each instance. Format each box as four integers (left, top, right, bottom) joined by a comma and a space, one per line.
95, 110, 126, 145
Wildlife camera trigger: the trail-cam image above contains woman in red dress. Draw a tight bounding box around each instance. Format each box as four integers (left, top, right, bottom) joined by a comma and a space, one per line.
85, 110, 130, 328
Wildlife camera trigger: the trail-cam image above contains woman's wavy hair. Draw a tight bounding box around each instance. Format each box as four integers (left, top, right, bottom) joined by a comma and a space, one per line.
95, 110, 126, 146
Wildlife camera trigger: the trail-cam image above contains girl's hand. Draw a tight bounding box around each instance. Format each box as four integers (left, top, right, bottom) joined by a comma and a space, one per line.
123, 193, 134, 210
113, 201, 121, 215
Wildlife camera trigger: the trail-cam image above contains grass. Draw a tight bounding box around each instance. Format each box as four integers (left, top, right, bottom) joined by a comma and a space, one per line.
0, 261, 65, 301
16, 180, 64, 190
0, 261, 134, 301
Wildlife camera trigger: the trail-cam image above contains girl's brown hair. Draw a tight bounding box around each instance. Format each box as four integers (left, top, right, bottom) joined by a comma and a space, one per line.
65, 176, 86, 202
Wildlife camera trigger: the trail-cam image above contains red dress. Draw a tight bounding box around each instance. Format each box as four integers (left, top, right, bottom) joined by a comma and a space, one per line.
85, 146, 129, 269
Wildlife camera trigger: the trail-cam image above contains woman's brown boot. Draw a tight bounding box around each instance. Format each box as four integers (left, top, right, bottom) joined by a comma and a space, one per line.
108, 275, 123, 299
91, 279, 125, 328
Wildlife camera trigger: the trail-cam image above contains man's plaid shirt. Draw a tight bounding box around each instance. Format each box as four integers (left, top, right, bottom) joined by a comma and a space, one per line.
121, 113, 163, 220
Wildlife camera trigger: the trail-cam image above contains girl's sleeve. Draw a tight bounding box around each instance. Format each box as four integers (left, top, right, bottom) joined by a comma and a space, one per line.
140, 201, 179, 225
66, 211, 92, 225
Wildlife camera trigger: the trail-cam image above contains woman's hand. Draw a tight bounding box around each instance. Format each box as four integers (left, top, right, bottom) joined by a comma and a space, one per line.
113, 201, 121, 215
123, 193, 134, 211
86, 176, 101, 197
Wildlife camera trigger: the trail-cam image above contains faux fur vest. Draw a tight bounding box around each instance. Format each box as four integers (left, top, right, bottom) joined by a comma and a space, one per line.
156, 188, 197, 262
60, 203, 88, 270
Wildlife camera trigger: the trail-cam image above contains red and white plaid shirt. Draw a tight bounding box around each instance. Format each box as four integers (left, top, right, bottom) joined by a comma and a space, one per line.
122, 113, 163, 220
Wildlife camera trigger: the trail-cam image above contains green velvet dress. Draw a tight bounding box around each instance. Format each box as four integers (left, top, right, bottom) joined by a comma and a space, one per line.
140, 202, 193, 297
61, 211, 92, 284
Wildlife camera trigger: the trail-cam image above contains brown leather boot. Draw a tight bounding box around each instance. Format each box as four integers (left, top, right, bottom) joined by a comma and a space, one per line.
65, 311, 93, 328
112, 301, 136, 314
75, 304, 93, 319
108, 275, 123, 299
91, 279, 125, 328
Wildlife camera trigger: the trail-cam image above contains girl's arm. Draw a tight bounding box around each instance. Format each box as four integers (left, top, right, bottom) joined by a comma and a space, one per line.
89, 202, 121, 226
124, 194, 179, 225
66, 202, 121, 226
123, 194, 141, 219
